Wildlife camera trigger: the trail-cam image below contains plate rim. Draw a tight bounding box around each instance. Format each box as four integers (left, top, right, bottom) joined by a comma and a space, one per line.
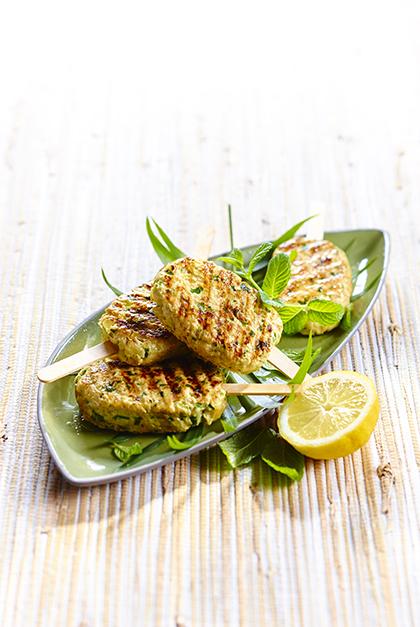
37, 228, 390, 486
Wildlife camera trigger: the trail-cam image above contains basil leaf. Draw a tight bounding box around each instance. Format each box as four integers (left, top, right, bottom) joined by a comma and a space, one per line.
262, 435, 305, 481
167, 425, 204, 450
289, 332, 313, 385
307, 299, 344, 325
283, 310, 308, 335
218, 424, 273, 468
101, 268, 123, 297
247, 242, 274, 275
271, 215, 317, 248
262, 253, 291, 298
111, 441, 143, 463
146, 217, 186, 265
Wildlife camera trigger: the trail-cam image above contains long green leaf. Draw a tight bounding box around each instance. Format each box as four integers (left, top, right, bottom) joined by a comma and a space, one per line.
289, 332, 313, 385
271, 215, 317, 249
152, 219, 186, 259
101, 268, 123, 297
146, 217, 185, 265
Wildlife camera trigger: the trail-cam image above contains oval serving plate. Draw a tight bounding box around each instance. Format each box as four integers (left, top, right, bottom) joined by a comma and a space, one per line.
37, 229, 389, 486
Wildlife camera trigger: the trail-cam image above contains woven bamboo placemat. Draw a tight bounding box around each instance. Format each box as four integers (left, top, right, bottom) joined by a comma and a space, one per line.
0, 94, 418, 626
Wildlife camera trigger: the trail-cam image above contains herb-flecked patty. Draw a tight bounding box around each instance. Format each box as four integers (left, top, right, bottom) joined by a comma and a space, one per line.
275, 237, 352, 334
75, 356, 227, 433
98, 284, 186, 365
150, 257, 283, 374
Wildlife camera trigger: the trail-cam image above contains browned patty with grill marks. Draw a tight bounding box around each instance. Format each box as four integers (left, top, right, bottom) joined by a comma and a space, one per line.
98, 284, 186, 365
150, 257, 283, 373
275, 237, 352, 334
75, 356, 227, 433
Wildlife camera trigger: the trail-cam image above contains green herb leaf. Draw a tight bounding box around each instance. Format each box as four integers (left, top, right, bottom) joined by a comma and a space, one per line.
271, 215, 317, 249
111, 441, 143, 463
167, 425, 204, 450
101, 268, 123, 296
340, 305, 353, 331
278, 306, 308, 335
289, 332, 313, 385
221, 413, 239, 433
307, 299, 344, 326
258, 291, 284, 310
228, 204, 234, 250
190, 286, 203, 294
146, 217, 186, 265
281, 346, 321, 365
218, 424, 273, 468
262, 253, 291, 298
247, 242, 274, 275
261, 434, 305, 481
217, 248, 245, 269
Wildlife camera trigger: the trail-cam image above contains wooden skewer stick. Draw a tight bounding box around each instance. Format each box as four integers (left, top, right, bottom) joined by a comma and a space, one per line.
37, 231, 313, 385
37, 342, 117, 383
37, 344, 311, 384
223, 383, 302, 395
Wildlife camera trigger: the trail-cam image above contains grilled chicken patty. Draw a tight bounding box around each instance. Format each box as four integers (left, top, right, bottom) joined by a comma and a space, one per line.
151, 257, 283, 374
275, 237, 352, 334
98, 284, 186, 365
75, 356, 227, 433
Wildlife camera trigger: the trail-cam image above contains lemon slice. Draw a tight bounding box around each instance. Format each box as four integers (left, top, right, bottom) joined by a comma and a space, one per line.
278, 371, 380, 459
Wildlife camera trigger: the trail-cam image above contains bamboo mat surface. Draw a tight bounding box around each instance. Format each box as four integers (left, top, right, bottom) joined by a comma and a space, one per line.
1, 22, 420, 626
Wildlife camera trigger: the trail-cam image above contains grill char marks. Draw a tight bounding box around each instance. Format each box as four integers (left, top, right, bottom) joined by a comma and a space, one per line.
151, 258, 283, 374
75, 357, 227, 433
275, 237, 353, 335
99, 284, 186, 365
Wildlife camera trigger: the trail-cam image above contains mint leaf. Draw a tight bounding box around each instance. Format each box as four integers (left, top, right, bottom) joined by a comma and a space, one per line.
111, 441, 143, 463
101, 268, 123, 297
146, 217, 186, 265
247, 242, 274, 275
217, 248, 244, 270
307, 299, 344, 326
282, 309, 308, 335
259, 291, 284, 310
218, 424, 273, 468
167, 425, 204, 450
271, 215, 317, 248
262, 253, 291, 298
261, 434, 305, 481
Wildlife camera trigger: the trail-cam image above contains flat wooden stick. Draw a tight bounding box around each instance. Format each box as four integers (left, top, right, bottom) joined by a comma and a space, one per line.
37, 341, 116, 383
224, 383, 302, 395
194, 226, 215, 259
267, 347, 312, 381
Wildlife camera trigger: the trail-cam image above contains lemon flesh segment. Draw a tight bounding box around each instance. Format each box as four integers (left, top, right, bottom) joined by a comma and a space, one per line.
278, 371, 380, 459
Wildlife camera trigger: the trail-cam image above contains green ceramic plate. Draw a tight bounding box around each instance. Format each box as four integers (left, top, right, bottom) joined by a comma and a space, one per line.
37, 229, 390, 486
